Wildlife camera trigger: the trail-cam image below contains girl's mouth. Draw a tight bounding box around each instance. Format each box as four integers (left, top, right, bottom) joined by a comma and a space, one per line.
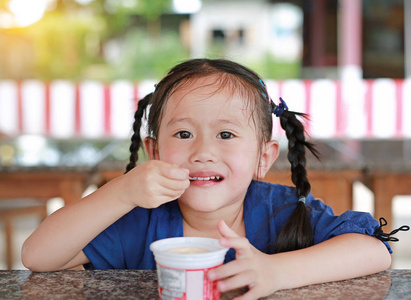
188, 176, 223, 182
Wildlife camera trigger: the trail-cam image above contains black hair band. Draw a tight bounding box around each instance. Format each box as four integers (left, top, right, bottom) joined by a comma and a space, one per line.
374, 217, 410, 242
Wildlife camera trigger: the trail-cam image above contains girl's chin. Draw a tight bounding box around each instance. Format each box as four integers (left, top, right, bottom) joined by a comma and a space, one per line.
177, 198, 225, 213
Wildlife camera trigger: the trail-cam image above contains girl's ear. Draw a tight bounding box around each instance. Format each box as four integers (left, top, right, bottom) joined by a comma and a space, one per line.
144, 137, 159, 160
255, 140, 279, 179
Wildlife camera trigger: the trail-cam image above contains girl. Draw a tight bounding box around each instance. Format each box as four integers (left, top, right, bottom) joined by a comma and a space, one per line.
23, 59, 393, 299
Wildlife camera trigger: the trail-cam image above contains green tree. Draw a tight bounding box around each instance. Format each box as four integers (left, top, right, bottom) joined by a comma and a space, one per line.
26, 9, 106, 80
85, 0, 172, 39
1, 0, 181, 80
135, 0, 171, 39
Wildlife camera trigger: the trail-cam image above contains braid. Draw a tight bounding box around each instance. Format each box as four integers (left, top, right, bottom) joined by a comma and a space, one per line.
281, 111, 319, 196
256, 79, 320, 253
125, 93, 151, 174
275, 110, 320, 253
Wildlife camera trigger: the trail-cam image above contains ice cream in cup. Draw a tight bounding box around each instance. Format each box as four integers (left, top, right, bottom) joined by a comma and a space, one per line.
150, 237, 229, 300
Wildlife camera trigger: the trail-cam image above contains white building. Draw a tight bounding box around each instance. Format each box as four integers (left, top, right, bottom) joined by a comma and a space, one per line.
190, 0, 302, 62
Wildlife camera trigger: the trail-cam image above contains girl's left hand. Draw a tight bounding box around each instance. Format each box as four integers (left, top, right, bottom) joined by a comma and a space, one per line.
207, 220, 279, 300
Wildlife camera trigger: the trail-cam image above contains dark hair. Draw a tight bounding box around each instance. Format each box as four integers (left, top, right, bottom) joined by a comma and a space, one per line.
125, 58, 319, 253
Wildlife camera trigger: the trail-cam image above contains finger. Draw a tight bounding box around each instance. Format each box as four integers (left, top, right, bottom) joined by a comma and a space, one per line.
148, 189, 186, 208
217, 269, 256, 293
218, 220, 240, 238
156, 186, 186, 199
218, 221, 254, 259
159, 176, 190, 192
208, 259, 248, 281
163, 164, 190, 181
219, 237, 253, 259
144, 178, 187, 199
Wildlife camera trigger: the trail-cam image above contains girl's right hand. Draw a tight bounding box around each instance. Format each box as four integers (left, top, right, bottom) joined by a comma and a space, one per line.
121, 160, 190, 209
22, 159, 189, 272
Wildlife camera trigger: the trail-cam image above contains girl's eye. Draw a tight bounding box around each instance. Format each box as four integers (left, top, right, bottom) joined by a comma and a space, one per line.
176, 131, 192, 139
217, 132, 234, 139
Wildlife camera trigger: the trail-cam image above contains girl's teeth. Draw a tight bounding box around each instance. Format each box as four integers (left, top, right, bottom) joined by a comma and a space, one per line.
189, 176, 221, 181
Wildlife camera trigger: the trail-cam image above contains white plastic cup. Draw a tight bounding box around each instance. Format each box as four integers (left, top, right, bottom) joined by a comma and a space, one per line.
150, 237, 229, 300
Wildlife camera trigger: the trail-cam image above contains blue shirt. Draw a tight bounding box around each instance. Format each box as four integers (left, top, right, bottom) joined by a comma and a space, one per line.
83, 180, 391, 270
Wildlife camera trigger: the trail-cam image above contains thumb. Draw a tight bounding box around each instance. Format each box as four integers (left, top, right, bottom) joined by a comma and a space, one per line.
217, 220, 240, 238
218, 221, 253, 259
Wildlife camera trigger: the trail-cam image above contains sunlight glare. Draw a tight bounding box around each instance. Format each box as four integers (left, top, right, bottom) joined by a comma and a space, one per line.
9, 0, 48, 27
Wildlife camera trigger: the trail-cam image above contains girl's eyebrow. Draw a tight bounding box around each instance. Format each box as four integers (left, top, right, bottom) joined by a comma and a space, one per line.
166, 117, 243, 128
166, 117, 191, 127
217, 118, 243, 128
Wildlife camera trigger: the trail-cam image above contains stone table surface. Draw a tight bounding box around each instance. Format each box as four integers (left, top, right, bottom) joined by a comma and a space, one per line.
0, 269, 410, 299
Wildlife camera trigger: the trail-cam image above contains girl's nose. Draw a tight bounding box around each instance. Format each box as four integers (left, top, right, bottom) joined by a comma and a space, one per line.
189, 137, 217, 163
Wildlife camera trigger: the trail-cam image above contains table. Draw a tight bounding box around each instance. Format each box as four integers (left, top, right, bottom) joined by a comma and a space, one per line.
1, 269, 410, 299
0, 166, 93, 269
0, 166, 92, 205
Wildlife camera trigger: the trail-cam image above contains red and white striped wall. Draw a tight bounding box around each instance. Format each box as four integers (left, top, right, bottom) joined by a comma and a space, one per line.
0, 79, 410, 139
267, 78, 411, 139
0, 80, 155, 139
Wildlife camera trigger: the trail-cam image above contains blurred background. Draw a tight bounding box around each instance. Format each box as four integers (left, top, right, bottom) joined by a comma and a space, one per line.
0, 0, 410, 270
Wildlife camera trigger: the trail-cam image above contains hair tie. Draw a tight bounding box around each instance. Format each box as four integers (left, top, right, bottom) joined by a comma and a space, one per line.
259, 79, 269, 99
374, 217, 410, 242
273, 97, 288, 117
298, 196, 306, 204
259, 78, 289, 117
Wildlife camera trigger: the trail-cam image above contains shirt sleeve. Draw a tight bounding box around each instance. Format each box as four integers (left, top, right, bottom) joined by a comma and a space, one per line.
83, 221, 124, 270
83, 207, 150, 270
309, 198, 392, 254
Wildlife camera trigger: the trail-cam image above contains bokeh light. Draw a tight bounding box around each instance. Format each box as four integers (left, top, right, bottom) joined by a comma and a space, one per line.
4, 0, 49, 28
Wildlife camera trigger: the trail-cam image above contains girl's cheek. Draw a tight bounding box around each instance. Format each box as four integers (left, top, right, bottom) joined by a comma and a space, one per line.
159, 147, 185, 164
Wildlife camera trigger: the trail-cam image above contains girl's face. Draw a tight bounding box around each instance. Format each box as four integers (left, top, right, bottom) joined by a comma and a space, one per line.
153, 77, 274, 212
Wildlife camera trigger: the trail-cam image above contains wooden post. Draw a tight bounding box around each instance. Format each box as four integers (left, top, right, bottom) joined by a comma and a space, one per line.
338, 0, 363, 81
